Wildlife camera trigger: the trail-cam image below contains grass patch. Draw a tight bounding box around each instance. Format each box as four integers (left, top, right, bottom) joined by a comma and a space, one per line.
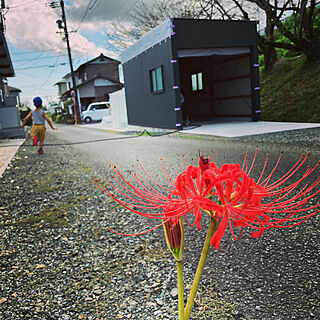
174, 134, 205, 140
260, 56, 320, 122
0, 196, 90, 228
137, 241, 168, 262
80, 166, 93, 172
191, 280, 237, 319
33, 178, 60, 193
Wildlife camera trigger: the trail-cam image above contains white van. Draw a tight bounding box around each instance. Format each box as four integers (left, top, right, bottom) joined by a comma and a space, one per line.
81, 101, 110, 123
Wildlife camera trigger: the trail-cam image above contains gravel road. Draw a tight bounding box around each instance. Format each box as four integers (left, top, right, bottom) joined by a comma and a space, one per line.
0, 126, 319, 320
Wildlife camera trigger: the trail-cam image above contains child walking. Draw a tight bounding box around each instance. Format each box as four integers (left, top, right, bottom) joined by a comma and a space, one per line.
21, 96, 57, 154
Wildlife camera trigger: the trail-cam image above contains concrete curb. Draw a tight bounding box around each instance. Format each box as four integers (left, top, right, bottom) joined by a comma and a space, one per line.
0, 138, 26, 178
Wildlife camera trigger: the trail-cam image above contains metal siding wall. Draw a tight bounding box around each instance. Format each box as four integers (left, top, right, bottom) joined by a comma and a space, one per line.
172, 18, 260, 120
123, 39, 178, 129
173, 19, 257, 49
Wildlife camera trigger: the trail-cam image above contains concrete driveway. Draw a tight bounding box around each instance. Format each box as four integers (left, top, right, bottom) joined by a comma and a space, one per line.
81, 119, 320, 138
182, 120, 320, 137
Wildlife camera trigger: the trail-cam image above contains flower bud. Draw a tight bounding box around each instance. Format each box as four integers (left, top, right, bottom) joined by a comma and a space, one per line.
163, 217, 185, 262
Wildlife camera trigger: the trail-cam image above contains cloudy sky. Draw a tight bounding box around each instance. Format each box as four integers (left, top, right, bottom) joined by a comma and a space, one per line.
5, 0, 137, 105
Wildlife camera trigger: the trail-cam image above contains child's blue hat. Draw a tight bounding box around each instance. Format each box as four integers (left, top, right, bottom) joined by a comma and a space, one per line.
33, 96, 42, 107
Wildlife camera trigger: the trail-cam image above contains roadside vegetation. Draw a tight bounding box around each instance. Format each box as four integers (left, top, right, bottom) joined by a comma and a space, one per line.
260, 55, 320, 123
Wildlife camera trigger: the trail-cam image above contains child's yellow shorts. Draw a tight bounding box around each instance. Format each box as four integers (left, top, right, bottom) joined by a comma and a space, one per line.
30, 124, 46, 141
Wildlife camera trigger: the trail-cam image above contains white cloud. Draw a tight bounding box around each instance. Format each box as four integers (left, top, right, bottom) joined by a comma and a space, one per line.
65, 0, 136, 23
5, 0, 129, 58
5, 0, 135, 102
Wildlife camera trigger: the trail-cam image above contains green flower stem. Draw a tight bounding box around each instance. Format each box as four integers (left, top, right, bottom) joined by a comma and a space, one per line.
177, 260, 185, 320
184, 217, 217, 320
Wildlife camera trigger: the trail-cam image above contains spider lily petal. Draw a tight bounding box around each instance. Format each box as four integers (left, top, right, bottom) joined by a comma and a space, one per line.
173, 152, 320, 250
99, 153, 319, 251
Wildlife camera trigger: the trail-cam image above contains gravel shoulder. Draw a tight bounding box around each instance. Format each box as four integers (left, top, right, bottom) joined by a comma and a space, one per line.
0, 127, 319, 320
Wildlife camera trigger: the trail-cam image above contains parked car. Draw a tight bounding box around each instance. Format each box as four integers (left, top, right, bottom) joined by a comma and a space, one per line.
81, 101, 110, 123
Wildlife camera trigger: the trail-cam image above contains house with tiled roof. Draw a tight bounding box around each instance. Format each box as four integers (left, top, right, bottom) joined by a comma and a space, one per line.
56, 53, 123, 111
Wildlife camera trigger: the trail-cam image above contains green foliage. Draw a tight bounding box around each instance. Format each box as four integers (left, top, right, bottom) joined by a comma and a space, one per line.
55, 114, 62, 123
63, 99, 73, 108
45, 113, 52, 119
258, 55, 265, 73
260, 56, 320, 123
19, 106, 32, 126
272, 8, 320, 59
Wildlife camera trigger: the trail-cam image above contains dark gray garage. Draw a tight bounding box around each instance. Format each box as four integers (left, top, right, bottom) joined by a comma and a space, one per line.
121, 18, 261, 130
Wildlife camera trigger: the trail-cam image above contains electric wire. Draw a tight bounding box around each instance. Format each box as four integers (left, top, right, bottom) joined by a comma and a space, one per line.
12, 55, 68, 63
0, 130, 179, 148
38, 55, 60, 89
73, 0, 95, 33
89, 0, 99, 11
15, 63, 68, 70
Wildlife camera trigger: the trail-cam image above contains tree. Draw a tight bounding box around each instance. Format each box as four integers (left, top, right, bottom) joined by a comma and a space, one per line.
107, 0, 320, 70
108, 0, 199, 50
248, 0, 320, 62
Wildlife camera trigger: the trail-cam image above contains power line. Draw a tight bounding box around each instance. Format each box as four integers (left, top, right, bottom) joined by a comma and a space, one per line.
15, 62, 68, 70
13, 55, 68, 62
13, 52, 46, 68
38, 55, 60, 89
70, 0, 101, 41
72, 0, 95, 35
10, 49, 67, 55
89, 0, 99, 11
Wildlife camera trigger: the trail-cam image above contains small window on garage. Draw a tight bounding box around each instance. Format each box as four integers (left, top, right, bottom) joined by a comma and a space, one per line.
191, 72, 203, 91
150, 66, 164, 93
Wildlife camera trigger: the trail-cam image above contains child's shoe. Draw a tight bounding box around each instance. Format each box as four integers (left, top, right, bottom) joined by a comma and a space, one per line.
38, 148, 44, 154
33, 136, 38, 146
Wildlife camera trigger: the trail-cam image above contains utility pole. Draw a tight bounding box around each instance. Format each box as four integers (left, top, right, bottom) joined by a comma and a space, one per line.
54, 0, 81, 124
0, 0, 6, 32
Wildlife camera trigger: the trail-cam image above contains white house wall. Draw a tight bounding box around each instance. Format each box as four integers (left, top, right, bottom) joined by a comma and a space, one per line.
64, 74, 80, 88
110, 88, 128, 129
94, 79, 116, 86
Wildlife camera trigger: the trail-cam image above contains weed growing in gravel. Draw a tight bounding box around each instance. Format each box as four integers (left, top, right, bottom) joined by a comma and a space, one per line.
33, 178, 60, 193
0, 196, 90, 228
191, 280, 236, 319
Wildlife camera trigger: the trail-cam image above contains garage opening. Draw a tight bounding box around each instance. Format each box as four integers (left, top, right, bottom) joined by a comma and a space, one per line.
178, 47, 252, 125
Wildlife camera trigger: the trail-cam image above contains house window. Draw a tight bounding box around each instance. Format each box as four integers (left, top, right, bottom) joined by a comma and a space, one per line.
191, 72, 203, 91
84, 72, 87, 81
150, 66, 164, 93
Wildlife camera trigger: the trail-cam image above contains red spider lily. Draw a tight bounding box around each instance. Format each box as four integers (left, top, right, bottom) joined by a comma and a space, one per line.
95, 160, 188, 235
174, 151, 320, 249
97, 152, 320, 250
163, 217, 185, 261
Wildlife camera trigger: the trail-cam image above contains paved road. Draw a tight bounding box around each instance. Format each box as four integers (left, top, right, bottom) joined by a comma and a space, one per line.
8, 123, 320, 319
52, 123, 320, 178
